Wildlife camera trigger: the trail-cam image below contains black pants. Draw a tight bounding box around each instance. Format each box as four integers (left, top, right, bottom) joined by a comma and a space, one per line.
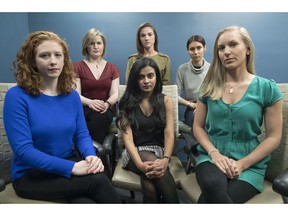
83, 106, 113, 145
195, 162, 259, 203
12, 157, 121, 203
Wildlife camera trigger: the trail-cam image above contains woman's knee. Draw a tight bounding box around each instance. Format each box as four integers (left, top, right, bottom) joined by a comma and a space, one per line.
196, 163, 226, 192
89, 172, 111, 186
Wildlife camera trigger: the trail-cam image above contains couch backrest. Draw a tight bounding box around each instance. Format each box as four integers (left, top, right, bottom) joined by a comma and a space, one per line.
0, 83, 17, 183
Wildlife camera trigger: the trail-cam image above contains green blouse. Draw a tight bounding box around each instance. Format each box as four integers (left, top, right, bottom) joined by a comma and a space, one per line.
125, 53, 171, 85
196, 76, 283, 192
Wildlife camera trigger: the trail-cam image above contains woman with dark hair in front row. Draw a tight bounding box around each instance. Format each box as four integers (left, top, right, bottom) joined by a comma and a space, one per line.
117, 57, 179, 203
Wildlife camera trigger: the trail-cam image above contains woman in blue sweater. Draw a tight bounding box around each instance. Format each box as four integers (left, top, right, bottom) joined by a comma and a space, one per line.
3, 31, 121, 203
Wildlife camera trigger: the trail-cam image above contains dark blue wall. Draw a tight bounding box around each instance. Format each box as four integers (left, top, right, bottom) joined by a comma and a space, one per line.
1, 12, 287, 160
1, 12, 288, 84
0, 13, 29, 82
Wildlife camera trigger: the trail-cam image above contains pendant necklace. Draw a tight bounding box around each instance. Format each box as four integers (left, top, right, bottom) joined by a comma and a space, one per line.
88, 59, 103, 69
94, 60, 102, 69
226, 81, 242, 94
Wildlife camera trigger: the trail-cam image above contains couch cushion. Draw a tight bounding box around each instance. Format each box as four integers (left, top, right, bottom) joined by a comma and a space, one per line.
112, 156, 186, 192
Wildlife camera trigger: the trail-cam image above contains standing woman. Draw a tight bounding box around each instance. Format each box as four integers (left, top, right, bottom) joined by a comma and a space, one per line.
176, 35, 210, 127
3, 31, 121, 203
73, 28, 120, 146
125, 22, 171, 85
117, 57, 179, 203
193, 26, 283, 203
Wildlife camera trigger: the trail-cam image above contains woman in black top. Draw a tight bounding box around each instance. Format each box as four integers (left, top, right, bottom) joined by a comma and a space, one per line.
116, 57, 179, 203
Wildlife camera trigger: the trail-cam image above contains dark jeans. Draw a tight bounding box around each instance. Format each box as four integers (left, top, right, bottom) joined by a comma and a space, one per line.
83, 106, 113, 145
184, 107, 195, 127
183, 107, 199, 155
12, 156, 121, 203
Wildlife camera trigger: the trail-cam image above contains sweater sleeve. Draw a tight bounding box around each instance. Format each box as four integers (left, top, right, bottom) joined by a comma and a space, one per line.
176, 65, 184, 102
72, 91, 97, 158
3, 87, 75, 180
159, 53, 171, 85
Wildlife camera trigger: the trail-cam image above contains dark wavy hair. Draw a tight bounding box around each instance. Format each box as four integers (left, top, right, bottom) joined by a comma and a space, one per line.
116, 57, 166, 133
13, 31, 76, 96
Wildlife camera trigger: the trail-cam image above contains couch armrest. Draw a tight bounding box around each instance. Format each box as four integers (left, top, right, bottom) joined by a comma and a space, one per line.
0, 177, 5, 192
272, 168, 288, 197
92, 140, 106, 156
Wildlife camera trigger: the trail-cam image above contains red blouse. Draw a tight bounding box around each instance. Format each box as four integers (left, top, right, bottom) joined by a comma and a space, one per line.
73, 60, 120, 101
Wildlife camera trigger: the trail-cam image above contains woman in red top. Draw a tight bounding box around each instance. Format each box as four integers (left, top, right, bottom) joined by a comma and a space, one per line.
73, 28, 120, 149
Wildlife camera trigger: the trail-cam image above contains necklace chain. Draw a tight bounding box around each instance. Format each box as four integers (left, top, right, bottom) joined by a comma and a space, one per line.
87, 59, 103, 69
226, 81, 242, 94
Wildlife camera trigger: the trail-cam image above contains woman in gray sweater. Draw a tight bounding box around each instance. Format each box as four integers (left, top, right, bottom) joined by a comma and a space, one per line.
176, 35, 210, 127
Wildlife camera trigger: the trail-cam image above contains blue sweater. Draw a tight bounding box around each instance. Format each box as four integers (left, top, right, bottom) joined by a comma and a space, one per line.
3, 86, 96, 181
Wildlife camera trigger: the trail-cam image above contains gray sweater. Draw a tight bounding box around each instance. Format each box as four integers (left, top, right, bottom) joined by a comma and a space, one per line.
175, 59, 210, 102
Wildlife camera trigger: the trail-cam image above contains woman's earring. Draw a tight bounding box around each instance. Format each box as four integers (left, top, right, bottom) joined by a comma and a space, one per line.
247, 52, 250, 55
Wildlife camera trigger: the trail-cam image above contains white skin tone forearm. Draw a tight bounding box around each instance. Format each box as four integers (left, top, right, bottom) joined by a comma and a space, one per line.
179, 98, 197, 109
75, 78, 119, 113
71, 155, 104, 175
193, 99, 283, 179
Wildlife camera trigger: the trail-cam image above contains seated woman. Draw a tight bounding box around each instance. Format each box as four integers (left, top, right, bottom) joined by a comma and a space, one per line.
125, 22, 171, 85
73, 28, 120, 146
3, 31, 121, 203
194, 26, 283, 203
176, 34, 210, 127
116, 57, 179, 203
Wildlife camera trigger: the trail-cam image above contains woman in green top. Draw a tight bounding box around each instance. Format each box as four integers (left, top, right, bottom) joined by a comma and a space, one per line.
193, 26, 283, 203
125, 22, 171, 85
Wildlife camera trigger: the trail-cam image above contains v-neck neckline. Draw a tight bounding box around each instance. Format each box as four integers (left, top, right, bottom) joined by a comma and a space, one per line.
138, 105, 153, 118
83, 60, 106, 81
221, 76, 256, 106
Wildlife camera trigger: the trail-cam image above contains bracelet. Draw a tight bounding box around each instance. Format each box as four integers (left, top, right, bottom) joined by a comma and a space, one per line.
186, 101, 191, 107
163, 155, 171, 162
208, 149, 219, 157
105, 100, 112, 108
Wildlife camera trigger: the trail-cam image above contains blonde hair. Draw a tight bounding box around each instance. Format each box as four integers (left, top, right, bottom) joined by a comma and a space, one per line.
82, 28, 106, 57
14, 31, 76, 96
199, 26, 256, 100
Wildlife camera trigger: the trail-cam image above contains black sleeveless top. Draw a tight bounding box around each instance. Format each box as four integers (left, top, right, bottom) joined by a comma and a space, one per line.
132, 99, 165, 148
